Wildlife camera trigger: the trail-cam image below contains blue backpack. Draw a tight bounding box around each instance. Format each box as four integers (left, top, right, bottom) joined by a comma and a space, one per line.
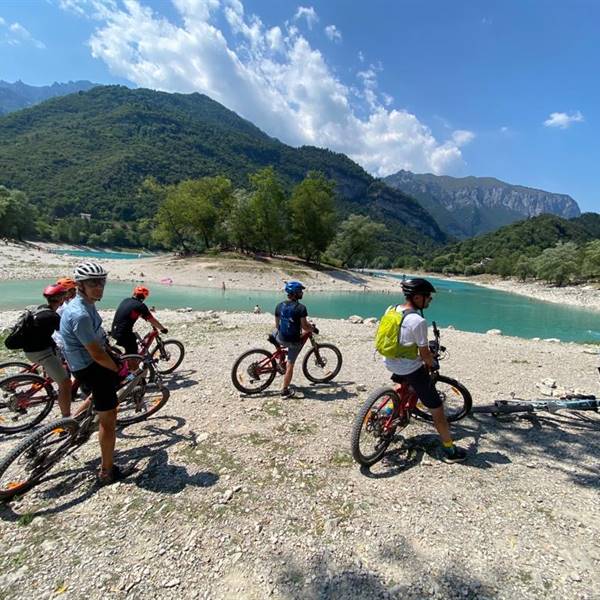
278, 302, 300, 342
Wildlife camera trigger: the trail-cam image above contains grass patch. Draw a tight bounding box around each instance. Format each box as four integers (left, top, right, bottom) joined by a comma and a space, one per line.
180, 441, 240, 473
275, 421, 318, 435
330, 450, 353, 467
17, 513, 35, 526
262, 399, 284, 417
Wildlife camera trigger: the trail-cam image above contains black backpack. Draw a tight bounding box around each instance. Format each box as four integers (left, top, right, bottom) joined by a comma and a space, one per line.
4, 306, 50, 350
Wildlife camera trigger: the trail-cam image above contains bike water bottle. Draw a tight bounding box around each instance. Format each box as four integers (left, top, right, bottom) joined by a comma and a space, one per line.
383, 400, 393, 416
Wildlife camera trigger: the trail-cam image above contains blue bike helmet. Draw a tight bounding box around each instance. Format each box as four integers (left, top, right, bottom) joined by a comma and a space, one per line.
284, 281, 306, 295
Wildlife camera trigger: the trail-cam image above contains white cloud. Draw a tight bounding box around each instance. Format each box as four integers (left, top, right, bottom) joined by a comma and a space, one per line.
543, 111, 584, 129
65, 0, 473, 177
324, 24, 341, 43
357, 50, 364, 62
0, 19, 45, 48
294, 6, 318, 30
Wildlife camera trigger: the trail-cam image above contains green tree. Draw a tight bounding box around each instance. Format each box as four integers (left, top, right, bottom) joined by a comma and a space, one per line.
0, 186, 37, 240
533, 241, 579, 286
290, 172, 337, 263
227, 189, 259, 253
327, 214, 387, 267
513, 255, 535, 281
581, 240, 600, 279
249, 167, 288, 255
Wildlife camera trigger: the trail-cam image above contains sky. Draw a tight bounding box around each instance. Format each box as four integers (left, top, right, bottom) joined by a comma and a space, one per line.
0, 0, 597, 212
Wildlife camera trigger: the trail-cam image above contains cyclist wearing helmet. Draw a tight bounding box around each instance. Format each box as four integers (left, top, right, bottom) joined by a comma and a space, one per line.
60, 262, 129, 486
111, 286, 167, 357
274, 281, 315, 398
23, 283, 72, 418
385, 278, 467, 463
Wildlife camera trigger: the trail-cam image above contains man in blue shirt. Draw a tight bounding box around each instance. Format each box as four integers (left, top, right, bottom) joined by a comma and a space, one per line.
274, 281, 315, 398
60, 261, 128, 486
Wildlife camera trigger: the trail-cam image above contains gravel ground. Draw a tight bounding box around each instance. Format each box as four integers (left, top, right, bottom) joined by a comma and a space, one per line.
0, 311, 599, 599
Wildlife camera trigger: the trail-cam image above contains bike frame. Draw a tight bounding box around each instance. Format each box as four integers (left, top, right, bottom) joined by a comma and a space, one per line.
254, 330, 317, 375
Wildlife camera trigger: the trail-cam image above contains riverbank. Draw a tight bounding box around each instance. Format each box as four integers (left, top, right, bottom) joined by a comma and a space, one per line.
0, 241, 400, 293
1, 310, 598, 599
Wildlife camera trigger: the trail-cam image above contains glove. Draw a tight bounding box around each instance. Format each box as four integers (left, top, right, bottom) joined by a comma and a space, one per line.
117, 363, 130, 380
160, 328, 169, 334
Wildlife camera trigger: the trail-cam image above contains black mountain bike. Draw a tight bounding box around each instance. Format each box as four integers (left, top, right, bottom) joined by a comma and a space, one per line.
0, 353, 169, 501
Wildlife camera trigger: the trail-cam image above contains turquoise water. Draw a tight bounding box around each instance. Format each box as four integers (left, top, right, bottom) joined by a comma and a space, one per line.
52, 249, 155, 260
1, 278, 600, 343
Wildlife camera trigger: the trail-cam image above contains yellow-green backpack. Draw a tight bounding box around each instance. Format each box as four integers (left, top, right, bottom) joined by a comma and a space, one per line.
374, 306, 419, 359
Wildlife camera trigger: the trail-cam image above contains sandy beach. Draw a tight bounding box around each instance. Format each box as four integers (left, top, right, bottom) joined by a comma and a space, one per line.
0, 310, 598, 599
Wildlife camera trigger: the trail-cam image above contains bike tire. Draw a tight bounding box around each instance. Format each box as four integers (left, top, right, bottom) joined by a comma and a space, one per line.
0, 417, 79, 501
151, 339, 185, 375
0, 361, 41, 378
302, 343, 343, 383
0, 374, 56, 434
115, 356, 170, 426
231, 349, 277, 394
411, 375, 472, 423
350, 387, 400, 467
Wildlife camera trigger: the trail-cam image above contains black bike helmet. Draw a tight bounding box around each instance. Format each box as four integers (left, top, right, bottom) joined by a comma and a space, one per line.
401, 278, 436, 297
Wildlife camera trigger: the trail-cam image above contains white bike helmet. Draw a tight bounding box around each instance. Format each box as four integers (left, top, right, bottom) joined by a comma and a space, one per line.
73, 261, 108, 282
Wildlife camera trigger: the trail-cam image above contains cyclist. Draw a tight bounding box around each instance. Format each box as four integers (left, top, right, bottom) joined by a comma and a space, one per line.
22, 283, 72, 418
111, 286, 168, 363
52, 277, 77, 350
383, 278, 467, 463
274, 281, 315, 398
60, 262, 129, 486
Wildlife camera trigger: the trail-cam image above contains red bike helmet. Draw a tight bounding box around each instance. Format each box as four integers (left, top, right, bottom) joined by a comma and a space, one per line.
133, 285, 150, 299
56, 277, 77, 291
43, 283, 67, 298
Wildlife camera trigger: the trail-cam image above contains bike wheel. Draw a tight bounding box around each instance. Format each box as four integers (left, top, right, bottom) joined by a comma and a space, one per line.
0, 374, 56, 434
151, 339, 185, 375
231, 349, 277, 394
0, 417, 79, 501
411, 375, 472, 422
0, 361, 41, 379
350, 387, 404, 467
302, 343, 343, 383
116, 360, 170, 426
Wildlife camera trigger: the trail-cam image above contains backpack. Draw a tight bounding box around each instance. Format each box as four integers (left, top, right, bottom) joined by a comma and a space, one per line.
374, 306, 419, 359
278, 302, 300, 342
4, 306, 51, 350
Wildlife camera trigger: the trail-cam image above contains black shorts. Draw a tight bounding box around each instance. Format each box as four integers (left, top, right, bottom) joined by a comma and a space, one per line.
393, 366, 442, 409
115, 331, 138, 355
74, 362, 119, 412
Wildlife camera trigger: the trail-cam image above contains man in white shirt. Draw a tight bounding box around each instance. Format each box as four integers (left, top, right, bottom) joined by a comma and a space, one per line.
384, 278, 467, 462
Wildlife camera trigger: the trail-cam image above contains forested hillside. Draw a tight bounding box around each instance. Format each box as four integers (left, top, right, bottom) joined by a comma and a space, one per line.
0, 85, 445, 258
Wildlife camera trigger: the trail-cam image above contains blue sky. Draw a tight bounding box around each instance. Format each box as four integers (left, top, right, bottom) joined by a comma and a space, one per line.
0, 0, 597, 212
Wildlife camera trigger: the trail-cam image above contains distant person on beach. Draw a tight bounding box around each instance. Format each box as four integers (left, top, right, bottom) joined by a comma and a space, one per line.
274, 281, 315, 398
111, 286, 168, 358
253, 304, 262, 314
222, 281, 226, 291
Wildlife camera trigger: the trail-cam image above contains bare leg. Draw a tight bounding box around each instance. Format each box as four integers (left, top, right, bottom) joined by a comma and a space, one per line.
57, 380, 72, 417
283, 362, 295, 390
97, 409, 117, 474
430, 406, 452, 445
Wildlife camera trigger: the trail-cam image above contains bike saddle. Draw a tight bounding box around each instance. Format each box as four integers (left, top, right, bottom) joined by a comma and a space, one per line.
267, 333, 281, 348
390, 374, 407, 384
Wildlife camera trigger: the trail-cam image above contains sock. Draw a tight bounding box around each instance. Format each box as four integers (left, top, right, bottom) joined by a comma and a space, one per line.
442, 440, 454, 450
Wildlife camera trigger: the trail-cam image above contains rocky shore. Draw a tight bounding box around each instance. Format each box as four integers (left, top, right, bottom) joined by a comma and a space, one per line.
1, 310, 599, 599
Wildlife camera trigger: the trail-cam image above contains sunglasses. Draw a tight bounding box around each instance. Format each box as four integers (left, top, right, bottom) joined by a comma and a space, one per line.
84, 279, 107, 288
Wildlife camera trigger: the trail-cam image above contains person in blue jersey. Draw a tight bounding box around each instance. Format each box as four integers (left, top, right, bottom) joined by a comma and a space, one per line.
274, 281, 315, 398
60, 262, 130, 486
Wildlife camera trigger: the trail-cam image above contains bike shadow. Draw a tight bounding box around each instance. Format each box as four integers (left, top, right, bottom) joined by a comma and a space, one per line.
160, 369, 199, 390
299, 380, 357, 402
359, 429, 511, 479
0, 415, 218, 522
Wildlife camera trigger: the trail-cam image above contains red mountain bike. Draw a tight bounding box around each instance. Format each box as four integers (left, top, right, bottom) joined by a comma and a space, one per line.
231, 326, 342, 394
350, 321, 472, 466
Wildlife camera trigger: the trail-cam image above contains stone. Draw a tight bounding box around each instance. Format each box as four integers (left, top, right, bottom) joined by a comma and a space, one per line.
486, 329, 502, 335
543, 338, 561, 343
363, 317, 377, 324
348, 315, 363, 324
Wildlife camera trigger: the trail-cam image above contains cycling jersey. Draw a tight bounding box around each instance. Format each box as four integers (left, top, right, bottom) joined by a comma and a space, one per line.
111, 297, 151, 338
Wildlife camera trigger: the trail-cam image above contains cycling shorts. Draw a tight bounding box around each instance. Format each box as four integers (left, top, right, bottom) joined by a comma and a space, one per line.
115, 331, 138, 355
393, 366, 442, 409
276, 333, 303, 364
25, 348, 69, 384
73, 362, 119, 412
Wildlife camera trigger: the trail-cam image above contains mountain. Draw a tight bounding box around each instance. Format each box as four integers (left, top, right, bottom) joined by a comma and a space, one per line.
383, 170, 581, 239
0, 85, 447, 257
0, 80, 99, 115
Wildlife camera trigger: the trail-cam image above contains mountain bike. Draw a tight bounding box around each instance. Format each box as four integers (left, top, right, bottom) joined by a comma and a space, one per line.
0, 360, 41, 379
472, 393, 600, 417
350, 321, 472, 467
111, 328, 185, 375
0, 352, 169, 501
231, 326, 342, 394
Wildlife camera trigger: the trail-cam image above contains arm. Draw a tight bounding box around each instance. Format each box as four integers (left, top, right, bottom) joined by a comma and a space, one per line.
84, 340, 120, 373
147, 314, 167, 333
413, 318, 433, 369
418, 345, 434, 369
300, 317, 315, 333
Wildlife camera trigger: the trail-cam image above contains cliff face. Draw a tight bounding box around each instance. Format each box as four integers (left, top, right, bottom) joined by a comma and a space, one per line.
384, 170, 580, 238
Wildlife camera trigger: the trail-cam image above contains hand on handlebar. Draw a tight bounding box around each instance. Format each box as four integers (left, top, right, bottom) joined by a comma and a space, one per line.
160, 328, 168, 334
